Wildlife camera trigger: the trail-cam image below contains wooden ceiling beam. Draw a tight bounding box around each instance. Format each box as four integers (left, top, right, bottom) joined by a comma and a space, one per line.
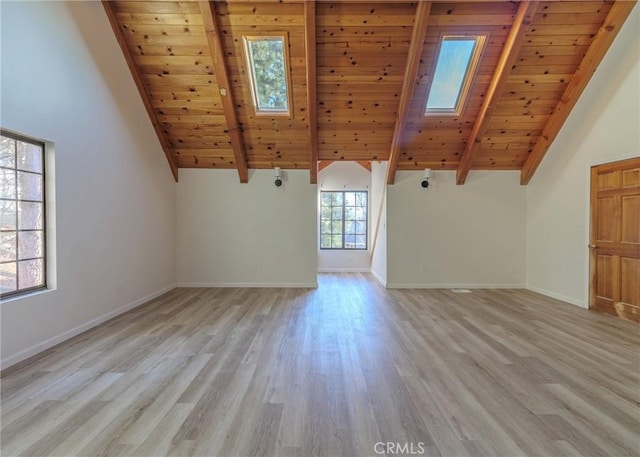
305, 1, 319, 184
199, 1, 249, 183
520, 0, 637, 185
102, 1, 179, 182
456, 0, 539, 185
386, 2, 432, 185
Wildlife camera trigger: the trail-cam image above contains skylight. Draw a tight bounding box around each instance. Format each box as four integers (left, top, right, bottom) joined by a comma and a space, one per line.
243, 35, 291, 115
425, 35, 486, 116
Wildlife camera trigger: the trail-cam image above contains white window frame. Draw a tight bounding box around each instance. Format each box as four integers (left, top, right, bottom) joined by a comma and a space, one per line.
243, 34, 293, 117
425, 34, 487, 117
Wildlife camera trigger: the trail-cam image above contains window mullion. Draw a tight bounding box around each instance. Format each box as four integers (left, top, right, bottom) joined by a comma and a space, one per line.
342, 191, 346, 249
14, 140, 19, 291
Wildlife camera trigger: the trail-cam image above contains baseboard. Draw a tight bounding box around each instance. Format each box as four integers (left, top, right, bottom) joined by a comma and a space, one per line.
386, 283, 526, 289
317, 268, 371, 273
370, 269, 387, 287
526, 285, 586, 308
0, 284, 176, 371
177, 282, 318, 288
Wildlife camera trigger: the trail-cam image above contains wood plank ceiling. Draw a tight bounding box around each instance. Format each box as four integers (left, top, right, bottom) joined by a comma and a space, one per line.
103, 0, 636, 184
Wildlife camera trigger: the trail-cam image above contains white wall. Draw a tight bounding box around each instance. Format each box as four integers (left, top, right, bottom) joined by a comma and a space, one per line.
526, 6, 640, 307
387, 171, 526, 288
177, 169, 317, 287
370, 161, 388, 285
318, 162, 371, 272
0, 2, 176, 368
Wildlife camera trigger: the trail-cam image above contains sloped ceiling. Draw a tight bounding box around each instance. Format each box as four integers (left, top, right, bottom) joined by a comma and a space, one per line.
103, 0, 636, 184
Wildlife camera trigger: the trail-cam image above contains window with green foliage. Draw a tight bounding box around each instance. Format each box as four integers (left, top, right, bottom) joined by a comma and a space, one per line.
243, 35, 291, 115
1, 131, 46, 298
426, 35, 486, 116
320, 191, 368, 250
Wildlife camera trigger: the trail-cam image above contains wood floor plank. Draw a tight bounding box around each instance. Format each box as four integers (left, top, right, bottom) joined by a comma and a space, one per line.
1, 273, 638, 457
132, 403, 195, 457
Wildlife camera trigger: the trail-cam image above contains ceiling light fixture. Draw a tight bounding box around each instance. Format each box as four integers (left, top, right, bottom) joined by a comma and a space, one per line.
421, 168, 431, 188
274, 167, 283, 187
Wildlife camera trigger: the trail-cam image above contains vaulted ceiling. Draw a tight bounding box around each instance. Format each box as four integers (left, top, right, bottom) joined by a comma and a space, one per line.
103, 0, 636, 184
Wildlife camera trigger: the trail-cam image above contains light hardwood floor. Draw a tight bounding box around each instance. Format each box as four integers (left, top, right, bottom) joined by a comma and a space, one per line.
1, 274, 639, 457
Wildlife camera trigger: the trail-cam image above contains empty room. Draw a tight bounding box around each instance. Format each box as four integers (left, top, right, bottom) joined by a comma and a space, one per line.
1, 1, 639, 456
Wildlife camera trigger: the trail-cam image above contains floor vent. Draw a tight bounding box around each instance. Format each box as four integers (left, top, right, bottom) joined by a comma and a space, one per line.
451, 289, 472, 293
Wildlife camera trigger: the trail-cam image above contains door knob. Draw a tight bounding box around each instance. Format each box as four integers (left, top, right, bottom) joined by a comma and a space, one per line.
589, 244, 596, 248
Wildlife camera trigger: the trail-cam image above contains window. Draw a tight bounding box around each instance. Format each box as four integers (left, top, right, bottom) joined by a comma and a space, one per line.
320, 191, 368, 250
425, 35, 486, 116
1, 131, 46, 298
243, 35, 292, 115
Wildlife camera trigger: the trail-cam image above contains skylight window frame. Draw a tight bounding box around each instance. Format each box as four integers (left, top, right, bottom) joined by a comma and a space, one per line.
242, 34, 293, 118
425, 33, 487, 117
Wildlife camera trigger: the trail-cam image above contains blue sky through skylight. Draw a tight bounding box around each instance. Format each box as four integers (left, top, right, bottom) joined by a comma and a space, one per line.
426, 38, 477, 112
